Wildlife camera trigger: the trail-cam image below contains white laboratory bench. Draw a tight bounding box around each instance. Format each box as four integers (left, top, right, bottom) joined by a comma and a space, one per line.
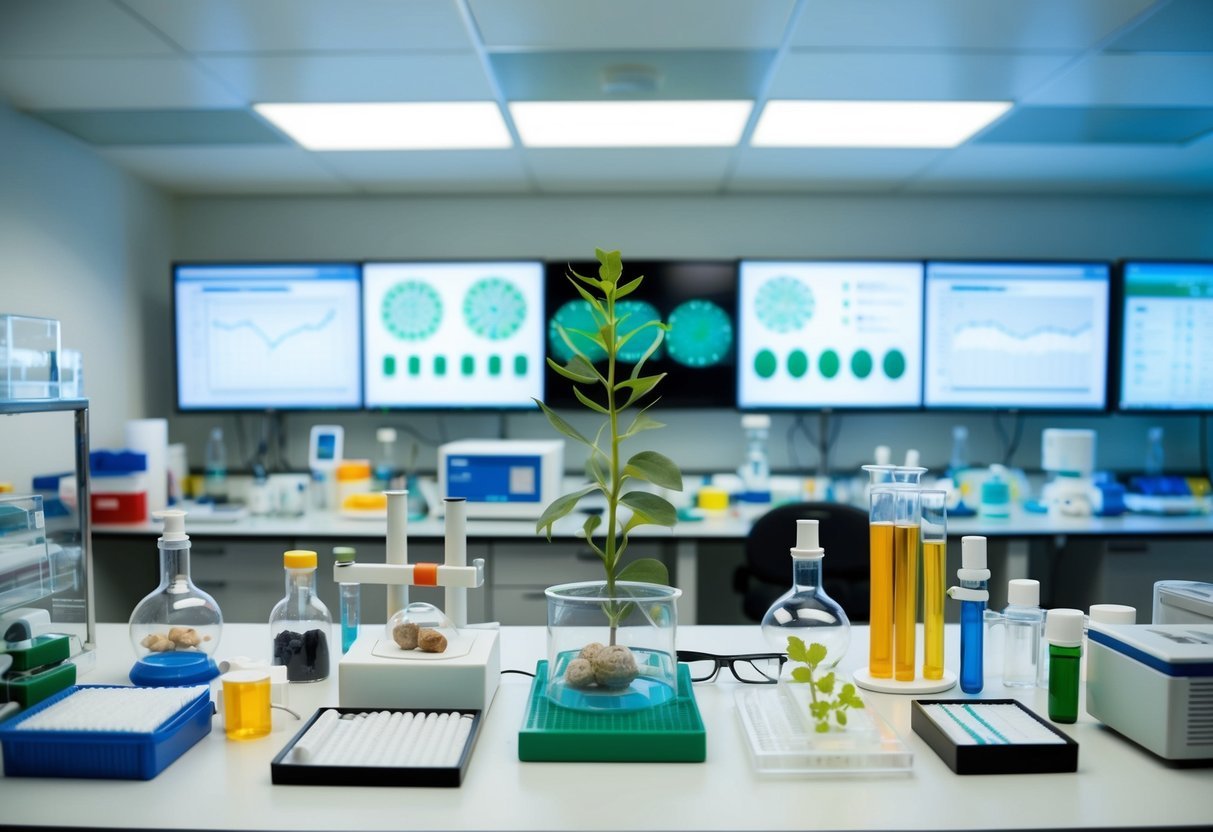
1, 623, 1209, 831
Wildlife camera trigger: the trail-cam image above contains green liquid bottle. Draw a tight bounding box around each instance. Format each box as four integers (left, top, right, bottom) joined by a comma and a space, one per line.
1045, 608, 1085, 724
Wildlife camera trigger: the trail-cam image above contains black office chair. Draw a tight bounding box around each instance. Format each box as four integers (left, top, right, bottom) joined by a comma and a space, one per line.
733, 502, 870, 623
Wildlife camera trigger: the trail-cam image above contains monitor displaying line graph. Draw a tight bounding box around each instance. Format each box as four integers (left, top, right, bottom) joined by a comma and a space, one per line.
924, 261, 1110, 410
174, 263, 363, 410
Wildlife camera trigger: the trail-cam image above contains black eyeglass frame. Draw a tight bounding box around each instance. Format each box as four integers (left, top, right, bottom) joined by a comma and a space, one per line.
676, 650, 787, 684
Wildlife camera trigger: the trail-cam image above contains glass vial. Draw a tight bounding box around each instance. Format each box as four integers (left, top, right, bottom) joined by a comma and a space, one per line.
952, 536, 990, 694
866, 483, 896, 679
893, 483, 922, 682
920, 490, 948, 681
739, 414, 772, 503
334, 546, 359, 654
373, 427, 398, 491
1046, 608, 1084, 723
761, 519, 851, 670
269, 550, 332, 682
204, 427, 228, 502
1145, 426, 1164, 476
1002, 579, 1045, 688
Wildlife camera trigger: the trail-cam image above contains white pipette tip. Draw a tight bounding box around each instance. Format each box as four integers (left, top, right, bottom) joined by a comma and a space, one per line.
154, 510, 189, 542
791, 519, 824, 560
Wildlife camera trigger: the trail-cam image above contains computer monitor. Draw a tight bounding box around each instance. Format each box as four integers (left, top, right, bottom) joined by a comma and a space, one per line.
544, 259, 737, 409
737, 260, 924, 410
173, 263, 363, 411
1118, 261, 1213, 412
924, 261, 1110, 410
362, 261, 545, 409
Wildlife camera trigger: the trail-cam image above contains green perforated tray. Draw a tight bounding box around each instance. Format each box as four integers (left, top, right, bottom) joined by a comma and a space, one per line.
518, 661, 705, 762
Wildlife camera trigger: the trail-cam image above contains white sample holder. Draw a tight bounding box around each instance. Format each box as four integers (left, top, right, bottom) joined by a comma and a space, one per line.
335, 493, 500, 711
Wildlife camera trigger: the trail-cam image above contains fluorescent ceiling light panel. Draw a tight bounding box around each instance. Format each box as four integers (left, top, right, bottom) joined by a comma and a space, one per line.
253, 102, 512, 150
509, 101, 753, 147
752, 100, 1013, 148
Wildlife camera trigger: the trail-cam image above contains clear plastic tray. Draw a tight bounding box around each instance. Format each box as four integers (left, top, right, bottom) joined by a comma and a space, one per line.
734, 684, 912, 777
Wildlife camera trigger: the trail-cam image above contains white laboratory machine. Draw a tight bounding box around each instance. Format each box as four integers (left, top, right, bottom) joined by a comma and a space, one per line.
1040, 428, 1098, 517
437, 439, 563, 520
308, 424, 343, 511
1153, 581, 1213, 625
1086, 622, 1213, 761
335, 493, 500, 711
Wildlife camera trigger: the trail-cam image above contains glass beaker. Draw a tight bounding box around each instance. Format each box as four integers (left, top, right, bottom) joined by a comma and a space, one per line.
867, 485, 897, 679
920, 490, 948, 681
893, 485, 922, 682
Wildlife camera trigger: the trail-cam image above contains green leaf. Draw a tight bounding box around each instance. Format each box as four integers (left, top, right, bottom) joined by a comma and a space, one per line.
806, 642, 829, 667
573, 386, 610, 415
569, 278, 606, 318
534, 399, 593, 448
568, 268, 604, 295
619, 491, 677, 528
786, 635, 808, 664
614, 318, 665, 353
790, 666, 813, 684
627, 325, 666, 379
582, 512, 602, 542
616, 557, 669, 586
585, 450, 609, 489
534, 484, 599, 539
596, 248, 622, 284
547, 356, 598, 385
622, 450, 683, 491
621, 408, 666, 440
836, 710, 848, 726
840, 683, 857, 700
815, 672, 835, 695
614, 275, 644, 299
815, 721, 831, 734
809, 701, 831, 720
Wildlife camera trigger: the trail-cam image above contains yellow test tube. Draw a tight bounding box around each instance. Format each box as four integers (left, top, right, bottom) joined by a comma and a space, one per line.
921, 490, 948, 681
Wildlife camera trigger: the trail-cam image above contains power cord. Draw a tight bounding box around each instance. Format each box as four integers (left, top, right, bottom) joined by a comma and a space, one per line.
993, 411, 1025, 466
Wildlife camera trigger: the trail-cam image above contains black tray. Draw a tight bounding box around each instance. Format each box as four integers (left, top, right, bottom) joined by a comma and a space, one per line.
911, 699, 1078, 775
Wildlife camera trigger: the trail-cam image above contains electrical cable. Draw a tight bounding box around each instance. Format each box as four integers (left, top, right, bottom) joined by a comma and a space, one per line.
501, 669, 536, 678
993, 412, 1025, 466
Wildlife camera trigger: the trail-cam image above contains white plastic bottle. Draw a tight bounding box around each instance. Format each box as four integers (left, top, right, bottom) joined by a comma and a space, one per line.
1002, 578, 1046, 687
739, 414, 772, 503
204, 427, 228, 502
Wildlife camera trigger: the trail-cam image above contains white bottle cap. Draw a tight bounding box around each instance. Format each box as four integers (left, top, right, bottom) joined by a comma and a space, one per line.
874, 445, 892, 466
376, 427, 397, 443
1007, 578, 1040, 607
741, 414, 771, 430
155, 509, 189, 542
1089, 603, 1136, 625
791, 519, 824, 560
957, 535, 991, 581
904, 449, 920, 468
1046, 608, 1085, 647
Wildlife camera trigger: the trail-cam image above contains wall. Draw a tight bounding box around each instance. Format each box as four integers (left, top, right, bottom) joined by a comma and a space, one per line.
165, 193, 1213, 479
0, 102, 173, 488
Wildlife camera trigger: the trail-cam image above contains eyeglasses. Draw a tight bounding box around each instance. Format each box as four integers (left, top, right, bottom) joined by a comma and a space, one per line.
676, 650, 787, 684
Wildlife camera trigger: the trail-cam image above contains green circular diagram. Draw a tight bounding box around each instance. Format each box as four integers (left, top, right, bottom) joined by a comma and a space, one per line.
755, 276, 814, 333
787, 349, 809, 378
666, 300, 733, 368
819, 349, 840, 379
463, 277, 526, 341
548, 300, 607, 364
852, 349, 873, 379
883, 349, 906, 380
616, 300, 663, 363
382, 280, 442, 341
754, 349, 778, 379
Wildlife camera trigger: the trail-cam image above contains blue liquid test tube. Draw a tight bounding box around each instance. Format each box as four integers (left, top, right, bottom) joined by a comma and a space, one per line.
334, 547, 359, 654
950, 536, 991, 694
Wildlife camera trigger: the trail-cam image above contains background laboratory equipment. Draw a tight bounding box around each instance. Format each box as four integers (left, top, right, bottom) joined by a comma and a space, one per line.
950, 536, 990, 694
739, 413, 772, 503
270, 550, 332, 683
128, 510, 222, 685
760, 519, 851, 672
1041, 428, 1097, 517
204, 427, 227, 502
334, 547, 359, 654
1045, 608, 1083, 723
866, 482, 896, 679
979, 464, 1011, 518
920, 490, 948, 682
373, 427, 398, 491
1000, 578, 1045, 688
1144, 426, 1165, 476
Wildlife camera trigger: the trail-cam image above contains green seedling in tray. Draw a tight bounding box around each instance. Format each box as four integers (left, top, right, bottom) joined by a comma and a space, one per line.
787, 636, 864, 733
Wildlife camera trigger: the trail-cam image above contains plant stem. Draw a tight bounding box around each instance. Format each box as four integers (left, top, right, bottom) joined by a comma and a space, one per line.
605, 283, 620, 646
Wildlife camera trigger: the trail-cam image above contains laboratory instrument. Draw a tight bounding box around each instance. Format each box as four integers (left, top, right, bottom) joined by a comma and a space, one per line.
1152, 580, 1213, 624
737, 260, 924, 409
308, 424, 343, 511
920, 490, 953, 688
892, 473, 922, 682
1040, 428, 1098, 517
173, 262, 363, 410
739, 414, 772, 503
373, 427, 399, 490
204, 427, 227, 502
997, 579, 1046, 688
336, 493, 500, 711
1045, 608, 1083, 723
90, 449, 149, 524
0, 314, 60, 400
911, 699, 1078, 775
949, 535, 990, 694
221, 669, 271, 741
865, 477, 896, 679
979, 464, 1011, 518
1086, 622, 1213, 761
1144, 426, 1165, 475
269, 550, 333, 683
334, 547, 360, 654
128, 510, 222, 686
437, 439, 563, 519
759, 519, 851, 671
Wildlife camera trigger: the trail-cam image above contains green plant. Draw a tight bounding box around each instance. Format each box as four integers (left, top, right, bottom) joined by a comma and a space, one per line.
787, 636, 864, 733
535, 248, 683, 644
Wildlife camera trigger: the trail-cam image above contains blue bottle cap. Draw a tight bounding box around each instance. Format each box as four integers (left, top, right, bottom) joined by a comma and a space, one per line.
129, 652, 219, 686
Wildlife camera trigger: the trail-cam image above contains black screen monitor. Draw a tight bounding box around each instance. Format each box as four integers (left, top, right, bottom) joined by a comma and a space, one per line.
173, 263, 363, 411
544, 259, 737, 409
362, 261, 545, 409
737, 260, 924, 410
1118, 261, 1213, 412
924, 261, 1110, 410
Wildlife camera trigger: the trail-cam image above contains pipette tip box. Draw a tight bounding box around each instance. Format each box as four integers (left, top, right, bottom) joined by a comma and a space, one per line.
0, 684, 212, 779
911, 699, 1078, 775
271, 707, 483, 787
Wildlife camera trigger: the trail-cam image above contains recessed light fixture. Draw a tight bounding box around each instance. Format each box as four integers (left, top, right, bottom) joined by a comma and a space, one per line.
752, 100, 1013, 148
509, 101, 753, 148
253, 102, 512, 150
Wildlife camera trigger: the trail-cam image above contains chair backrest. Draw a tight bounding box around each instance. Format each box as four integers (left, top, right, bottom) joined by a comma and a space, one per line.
743, 501, 871, 620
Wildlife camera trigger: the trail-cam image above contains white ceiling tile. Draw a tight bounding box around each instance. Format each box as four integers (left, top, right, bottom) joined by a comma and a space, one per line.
97, 146, 354, 194
727, 148, 941, 192
791, 0, 1157, 50
199, 53, 493, 103
1024, 54, 1213, 107
769, 51, 1073, 101
0, 57, 243, 109
908, 142, 1213, 194
525, 148, 732, 193
318, 150, 531, 193
469, 0, 794, 49
0, 0, 175, 57
122, 0, 471, 53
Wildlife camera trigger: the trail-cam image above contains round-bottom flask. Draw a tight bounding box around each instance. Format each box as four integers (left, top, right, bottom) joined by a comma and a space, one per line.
761, 519, 851, 671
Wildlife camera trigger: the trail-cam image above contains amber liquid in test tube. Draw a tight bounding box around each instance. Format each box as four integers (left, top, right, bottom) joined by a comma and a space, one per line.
921, 490, 948, 681
893, 488, 921, 682
868, 486, 896, 679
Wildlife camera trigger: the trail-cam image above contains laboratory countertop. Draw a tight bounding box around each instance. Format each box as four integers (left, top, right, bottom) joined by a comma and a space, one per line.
1, 624, 1209, 832
90, 504, 1213, 540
